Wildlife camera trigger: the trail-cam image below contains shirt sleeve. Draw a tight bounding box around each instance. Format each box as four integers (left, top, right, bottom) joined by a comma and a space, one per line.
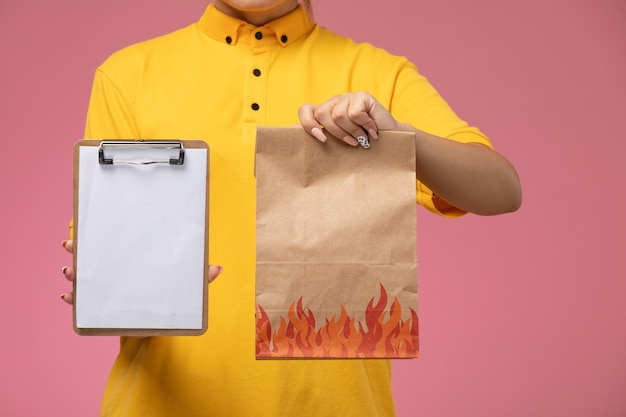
84, 65, 141, 139
389, 60, 493, 217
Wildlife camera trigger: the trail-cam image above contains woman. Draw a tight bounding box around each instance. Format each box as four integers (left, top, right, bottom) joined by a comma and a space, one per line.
61, 1, 521, 415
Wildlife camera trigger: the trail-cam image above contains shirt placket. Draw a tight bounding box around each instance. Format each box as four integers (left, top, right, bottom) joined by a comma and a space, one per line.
244, 28, 273, 125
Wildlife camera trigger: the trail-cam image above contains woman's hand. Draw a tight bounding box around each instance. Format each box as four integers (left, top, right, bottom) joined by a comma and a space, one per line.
298, 91, 399, 146
60, 240, 75, 304
298, 91, 521, 215
60, 239, 223, 305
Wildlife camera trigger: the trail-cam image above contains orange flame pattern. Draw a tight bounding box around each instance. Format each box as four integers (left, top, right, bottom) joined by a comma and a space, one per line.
256, 284, 418, 358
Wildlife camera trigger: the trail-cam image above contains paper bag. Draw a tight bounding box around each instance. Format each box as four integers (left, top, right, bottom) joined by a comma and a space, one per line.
255, 126, 418, 359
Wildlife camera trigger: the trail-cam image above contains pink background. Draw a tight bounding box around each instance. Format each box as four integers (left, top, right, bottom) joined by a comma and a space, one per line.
1, 0, 625, 415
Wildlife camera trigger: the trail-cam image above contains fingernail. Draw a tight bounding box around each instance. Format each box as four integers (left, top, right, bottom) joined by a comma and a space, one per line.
368, 129, 379, 139
310, 127, 327, 142
357, 136, 371, 149
342, 135, 359, 146
218, 266, 224, 274
60, 294, 66, 301
62, 266, 68, 274
61, 240, 68, 248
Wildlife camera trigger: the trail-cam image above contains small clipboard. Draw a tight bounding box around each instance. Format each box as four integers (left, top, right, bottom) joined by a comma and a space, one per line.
72, 140, 210, 336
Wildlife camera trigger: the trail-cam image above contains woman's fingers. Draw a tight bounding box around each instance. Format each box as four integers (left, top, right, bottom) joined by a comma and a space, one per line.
60, 292, 74, 305
62, 239, 73, 253
314, 97, 361, 146
300, 97, 360, 146
299, 92, 395, 146
60, 239, 75, 304
299, 103, 329, 142
61, 265, 75, 282
207, 265, 223, 284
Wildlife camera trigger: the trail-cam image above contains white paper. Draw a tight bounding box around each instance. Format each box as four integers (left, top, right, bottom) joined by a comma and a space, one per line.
75, 145, 208, 329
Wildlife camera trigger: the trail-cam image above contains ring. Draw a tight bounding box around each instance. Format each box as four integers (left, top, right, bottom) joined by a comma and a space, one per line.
319, 124, 325, 130
357, 135, 370, 149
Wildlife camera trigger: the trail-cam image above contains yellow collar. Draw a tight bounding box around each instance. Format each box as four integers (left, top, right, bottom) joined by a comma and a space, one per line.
198, 4, 314, 47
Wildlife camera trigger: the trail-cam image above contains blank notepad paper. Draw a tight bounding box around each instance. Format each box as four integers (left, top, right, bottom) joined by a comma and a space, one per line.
73, 140, 209, 335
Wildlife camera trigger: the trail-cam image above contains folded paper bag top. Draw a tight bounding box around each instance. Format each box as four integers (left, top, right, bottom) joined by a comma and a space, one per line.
255, 126, 418, 359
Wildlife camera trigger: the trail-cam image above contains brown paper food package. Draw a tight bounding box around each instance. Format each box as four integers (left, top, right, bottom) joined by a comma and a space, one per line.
255, 126, 418, 359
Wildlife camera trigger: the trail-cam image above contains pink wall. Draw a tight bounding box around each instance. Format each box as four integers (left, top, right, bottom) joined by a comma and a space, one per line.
1, 0, 624, 415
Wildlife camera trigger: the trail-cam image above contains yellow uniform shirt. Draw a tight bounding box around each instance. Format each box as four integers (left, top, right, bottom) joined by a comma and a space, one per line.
84, 5, 491, 417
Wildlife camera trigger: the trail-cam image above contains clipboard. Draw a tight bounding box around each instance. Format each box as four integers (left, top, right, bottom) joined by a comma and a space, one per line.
72, 140, 210, 336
